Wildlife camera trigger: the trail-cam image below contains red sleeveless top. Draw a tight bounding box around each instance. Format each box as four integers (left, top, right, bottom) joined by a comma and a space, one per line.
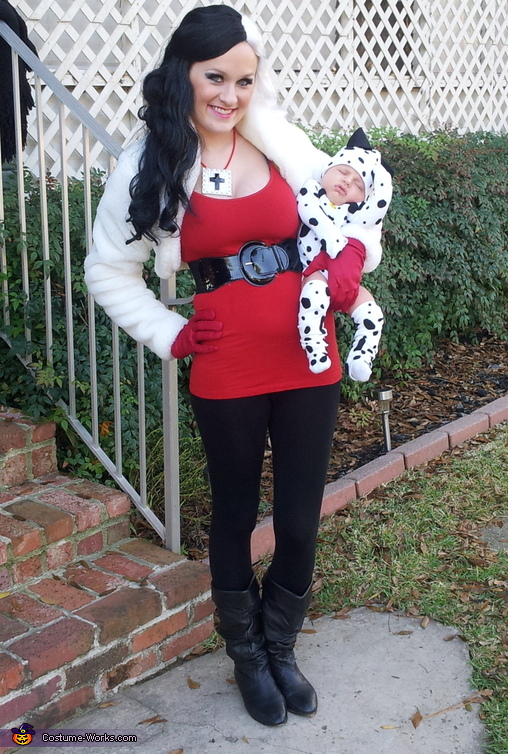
180, 164, 342, 399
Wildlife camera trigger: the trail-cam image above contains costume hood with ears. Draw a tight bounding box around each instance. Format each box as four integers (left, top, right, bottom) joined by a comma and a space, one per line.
312, 129, 394, 273
323, 128, 394, 272
325, 127, 393, 229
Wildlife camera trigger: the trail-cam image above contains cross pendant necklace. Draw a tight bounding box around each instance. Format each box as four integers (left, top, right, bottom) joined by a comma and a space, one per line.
201, 129, 236, 197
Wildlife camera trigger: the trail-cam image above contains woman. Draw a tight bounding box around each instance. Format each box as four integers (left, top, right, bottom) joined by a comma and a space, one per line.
85, 5, 366, 728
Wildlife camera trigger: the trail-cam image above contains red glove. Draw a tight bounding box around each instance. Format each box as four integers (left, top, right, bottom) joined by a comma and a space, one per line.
171, 310, 223, 359
303, 239, 366, 313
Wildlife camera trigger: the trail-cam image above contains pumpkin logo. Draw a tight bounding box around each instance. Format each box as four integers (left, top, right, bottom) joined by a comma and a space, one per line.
11, 723, 35, 745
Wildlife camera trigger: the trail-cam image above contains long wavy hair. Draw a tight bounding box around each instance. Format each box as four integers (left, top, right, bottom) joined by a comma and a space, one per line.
126, 6, 275, 245
127, 56, 198, 244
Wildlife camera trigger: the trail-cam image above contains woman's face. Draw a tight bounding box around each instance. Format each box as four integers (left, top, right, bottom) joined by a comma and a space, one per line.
189, 42, 258, 137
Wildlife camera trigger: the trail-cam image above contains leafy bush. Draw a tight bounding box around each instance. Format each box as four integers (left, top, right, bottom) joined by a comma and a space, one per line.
1, 168, 101, 422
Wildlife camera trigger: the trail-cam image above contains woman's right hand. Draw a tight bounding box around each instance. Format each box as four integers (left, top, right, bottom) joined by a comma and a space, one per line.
170, 310, 223, 359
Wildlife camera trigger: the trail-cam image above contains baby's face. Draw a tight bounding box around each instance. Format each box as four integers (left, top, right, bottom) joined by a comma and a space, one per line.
321, 164, 365, 206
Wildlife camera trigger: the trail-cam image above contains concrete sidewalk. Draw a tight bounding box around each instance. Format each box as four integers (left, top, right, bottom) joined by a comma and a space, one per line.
20, 608, 486, 753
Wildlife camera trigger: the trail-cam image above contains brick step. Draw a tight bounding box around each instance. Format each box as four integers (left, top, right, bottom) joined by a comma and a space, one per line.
0, 412, 214, 733
0, 536, 214, 732
0, 475, 134, 590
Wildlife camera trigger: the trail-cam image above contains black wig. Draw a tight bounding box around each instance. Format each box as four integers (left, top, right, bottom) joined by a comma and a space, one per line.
127, 5, 248, 244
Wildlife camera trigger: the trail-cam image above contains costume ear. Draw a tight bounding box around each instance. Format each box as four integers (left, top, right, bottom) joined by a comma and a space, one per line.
346, 128, 372, 151
346, 128, 394, 176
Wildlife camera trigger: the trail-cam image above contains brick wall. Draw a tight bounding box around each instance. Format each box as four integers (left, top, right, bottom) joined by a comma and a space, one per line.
0, 410, 58, 487
0, 541, 214, 731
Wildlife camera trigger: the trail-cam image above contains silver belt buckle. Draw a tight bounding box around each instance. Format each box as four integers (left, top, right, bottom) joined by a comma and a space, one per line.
238, 242, 283, 286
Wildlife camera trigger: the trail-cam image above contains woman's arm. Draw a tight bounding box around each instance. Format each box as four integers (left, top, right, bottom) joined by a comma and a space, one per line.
84, 145, 188, 361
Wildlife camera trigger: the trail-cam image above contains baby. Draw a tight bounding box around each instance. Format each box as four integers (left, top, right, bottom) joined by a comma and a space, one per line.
297, 128, 393, 380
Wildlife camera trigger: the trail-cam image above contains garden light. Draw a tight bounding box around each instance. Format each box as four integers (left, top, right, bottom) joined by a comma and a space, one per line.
374, 388, 393, 452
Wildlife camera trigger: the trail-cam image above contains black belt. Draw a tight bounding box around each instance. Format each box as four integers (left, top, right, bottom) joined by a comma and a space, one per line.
188, 239, 302, 294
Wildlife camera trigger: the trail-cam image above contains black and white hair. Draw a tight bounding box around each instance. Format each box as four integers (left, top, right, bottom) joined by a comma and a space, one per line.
126, 5, 279, 244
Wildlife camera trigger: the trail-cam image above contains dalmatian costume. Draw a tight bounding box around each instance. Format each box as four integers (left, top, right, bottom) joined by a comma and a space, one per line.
297, 129, 393, 379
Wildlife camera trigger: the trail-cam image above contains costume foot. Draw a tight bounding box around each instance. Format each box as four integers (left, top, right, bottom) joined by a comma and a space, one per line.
346, 301, 384, 382
298, 279, 331, 374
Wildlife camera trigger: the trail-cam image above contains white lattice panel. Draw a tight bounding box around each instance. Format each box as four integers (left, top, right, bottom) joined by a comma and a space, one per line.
428, 0, 508, 132
10, 0, 508, 172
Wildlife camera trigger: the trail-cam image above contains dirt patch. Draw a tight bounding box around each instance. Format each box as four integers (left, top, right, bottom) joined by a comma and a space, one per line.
328, 332, 508, 482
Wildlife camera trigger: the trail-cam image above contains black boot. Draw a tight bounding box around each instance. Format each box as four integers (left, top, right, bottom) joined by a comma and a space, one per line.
261, 572, 318, 716
212, 576, 287, 727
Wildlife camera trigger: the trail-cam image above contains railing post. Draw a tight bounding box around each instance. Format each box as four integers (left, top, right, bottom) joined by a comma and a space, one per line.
34, 74, 53, 365
0, 145, 8, 328
11, 48, 30, 346
161, 276, 181, 553
59, 101, 77, 418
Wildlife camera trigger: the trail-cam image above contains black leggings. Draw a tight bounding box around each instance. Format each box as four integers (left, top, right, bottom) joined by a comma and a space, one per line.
191, 382, 341, 596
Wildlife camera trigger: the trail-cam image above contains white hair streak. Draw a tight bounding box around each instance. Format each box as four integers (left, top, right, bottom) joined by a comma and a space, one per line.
241, 13, 279, 110
239, 11, 328, 191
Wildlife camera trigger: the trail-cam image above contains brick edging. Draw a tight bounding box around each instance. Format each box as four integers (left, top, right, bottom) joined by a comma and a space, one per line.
250, 396, 508, 563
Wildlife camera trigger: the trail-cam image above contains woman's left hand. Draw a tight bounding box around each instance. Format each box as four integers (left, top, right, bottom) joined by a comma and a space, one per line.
303, 240, 366, 313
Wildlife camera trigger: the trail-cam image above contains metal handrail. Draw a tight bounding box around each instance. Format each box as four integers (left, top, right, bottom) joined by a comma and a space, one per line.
0, 22, 121, 160
0, 20, 182, 551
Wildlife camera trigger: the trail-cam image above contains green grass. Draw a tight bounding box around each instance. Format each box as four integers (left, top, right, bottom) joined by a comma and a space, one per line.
312, 422, 508, 753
